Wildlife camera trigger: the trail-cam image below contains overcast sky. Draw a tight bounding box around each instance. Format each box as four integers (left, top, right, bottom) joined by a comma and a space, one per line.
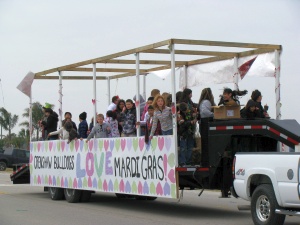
0, 0, 300, 135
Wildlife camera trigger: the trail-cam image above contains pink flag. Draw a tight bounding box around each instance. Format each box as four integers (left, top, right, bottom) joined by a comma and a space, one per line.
238, 57, 257, 80
17, 71, 35, 97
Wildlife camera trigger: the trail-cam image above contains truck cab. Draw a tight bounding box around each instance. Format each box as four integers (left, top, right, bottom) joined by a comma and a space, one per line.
0, 147, 29, 171
178, 118, 300, 197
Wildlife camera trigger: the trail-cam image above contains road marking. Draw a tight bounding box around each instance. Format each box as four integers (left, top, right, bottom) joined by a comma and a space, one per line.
0, 184, 30, 187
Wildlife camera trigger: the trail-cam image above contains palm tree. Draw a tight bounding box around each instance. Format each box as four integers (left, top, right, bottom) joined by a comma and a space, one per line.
20, 102, 45, 140
18, 128, 29, 139
0, 107, 19, 140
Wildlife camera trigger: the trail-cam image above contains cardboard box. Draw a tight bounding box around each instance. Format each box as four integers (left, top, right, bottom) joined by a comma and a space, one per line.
213, 105, 241, 119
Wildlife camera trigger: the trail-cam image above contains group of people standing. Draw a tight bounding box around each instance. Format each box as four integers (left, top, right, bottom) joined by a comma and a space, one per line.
39, 86, 269, 167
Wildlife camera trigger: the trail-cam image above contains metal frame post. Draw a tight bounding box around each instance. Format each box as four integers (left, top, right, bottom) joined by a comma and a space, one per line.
169, 43, 178, 167
58, 71, 63, 128
107, 76, 111, 106
135, 53, 141, 137
93, 63, 97, 126
142, 74, 146, 100
275, 50, 281, 120
183, 65, 187, 89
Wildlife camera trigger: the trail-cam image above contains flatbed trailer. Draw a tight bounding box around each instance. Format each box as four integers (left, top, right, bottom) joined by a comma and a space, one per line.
11, 117, 300, 202
14, 38, 295, 203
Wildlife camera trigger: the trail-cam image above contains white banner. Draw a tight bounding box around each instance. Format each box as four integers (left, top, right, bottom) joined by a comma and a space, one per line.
30, 136, 177, 199
180, 52, 276, 89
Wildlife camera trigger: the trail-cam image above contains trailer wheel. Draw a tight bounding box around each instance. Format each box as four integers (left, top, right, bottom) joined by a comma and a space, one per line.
49, 187, 64, 200
64, 188, 82, 203
80, 190, 92, 202
251, 184, 285, 225
0, 161, 7, 171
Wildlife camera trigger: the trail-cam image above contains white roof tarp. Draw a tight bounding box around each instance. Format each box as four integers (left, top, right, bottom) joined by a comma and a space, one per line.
179, 52, 275, 89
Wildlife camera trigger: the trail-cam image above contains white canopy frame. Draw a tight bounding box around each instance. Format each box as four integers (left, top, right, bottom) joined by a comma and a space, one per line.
27, 38, 282, 147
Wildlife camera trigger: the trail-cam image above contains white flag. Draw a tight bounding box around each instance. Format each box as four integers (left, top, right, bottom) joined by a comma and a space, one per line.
17, 71, 35, 97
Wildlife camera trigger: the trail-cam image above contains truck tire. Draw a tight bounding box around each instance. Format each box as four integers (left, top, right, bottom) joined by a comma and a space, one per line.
64, 188, 82, 203
0, 161, 7, 171
49, 187, 64, 200
251, 184, 285, 225
80, 190, 92, 202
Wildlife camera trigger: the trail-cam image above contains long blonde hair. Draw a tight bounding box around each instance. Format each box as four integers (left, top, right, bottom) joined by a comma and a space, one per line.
152, 95, 165, 110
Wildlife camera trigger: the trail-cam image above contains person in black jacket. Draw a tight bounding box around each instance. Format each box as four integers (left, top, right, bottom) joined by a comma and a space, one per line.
177, 102, 197, 166
78, 112, 88, 139
251, 90, 270, 118
44, 108, 59, 140
241, 99, 261, 119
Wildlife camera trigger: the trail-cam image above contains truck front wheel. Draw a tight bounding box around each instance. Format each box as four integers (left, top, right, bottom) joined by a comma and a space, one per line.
251, 184, 285, 225
64, 188, 82, 203
0, 161, 7, 171
49, 187, 64, 200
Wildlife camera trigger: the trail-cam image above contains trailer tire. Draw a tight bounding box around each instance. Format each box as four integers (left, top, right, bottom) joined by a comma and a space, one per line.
251, 184, 285, 225
49, 187, 64, 200
64, 188, 82, 203
80, 190, 92, 202
0, 161, 7, 171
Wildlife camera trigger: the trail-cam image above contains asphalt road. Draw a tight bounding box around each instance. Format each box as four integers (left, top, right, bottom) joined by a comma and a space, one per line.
0, 171, 299, 225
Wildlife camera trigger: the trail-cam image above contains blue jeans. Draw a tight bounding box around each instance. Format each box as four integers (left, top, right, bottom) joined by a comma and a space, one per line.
179, 135, 194, 165
162, 129, 173, 135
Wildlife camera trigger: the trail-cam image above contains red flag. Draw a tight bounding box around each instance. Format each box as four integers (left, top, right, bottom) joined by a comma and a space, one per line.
238, 57, 257, 79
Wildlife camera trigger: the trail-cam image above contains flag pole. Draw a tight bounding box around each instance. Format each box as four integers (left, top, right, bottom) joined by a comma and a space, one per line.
233, 57, 239, 90
29, 90, 32, 143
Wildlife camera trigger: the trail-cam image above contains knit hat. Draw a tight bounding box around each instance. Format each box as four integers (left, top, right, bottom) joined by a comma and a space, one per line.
43, 102, 52, 109
79, 112, 87, 120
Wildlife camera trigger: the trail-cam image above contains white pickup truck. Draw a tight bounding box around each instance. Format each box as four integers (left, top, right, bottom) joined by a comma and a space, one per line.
232, 152, 300, 225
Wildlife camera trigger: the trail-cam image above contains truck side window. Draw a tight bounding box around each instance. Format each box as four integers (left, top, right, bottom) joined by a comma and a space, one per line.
16, 150, 26, 158
3, 148, 13, 155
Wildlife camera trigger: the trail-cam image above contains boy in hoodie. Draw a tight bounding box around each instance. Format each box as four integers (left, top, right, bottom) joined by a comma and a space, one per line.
78, 112, 88, 139
120, 99, 137, 137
